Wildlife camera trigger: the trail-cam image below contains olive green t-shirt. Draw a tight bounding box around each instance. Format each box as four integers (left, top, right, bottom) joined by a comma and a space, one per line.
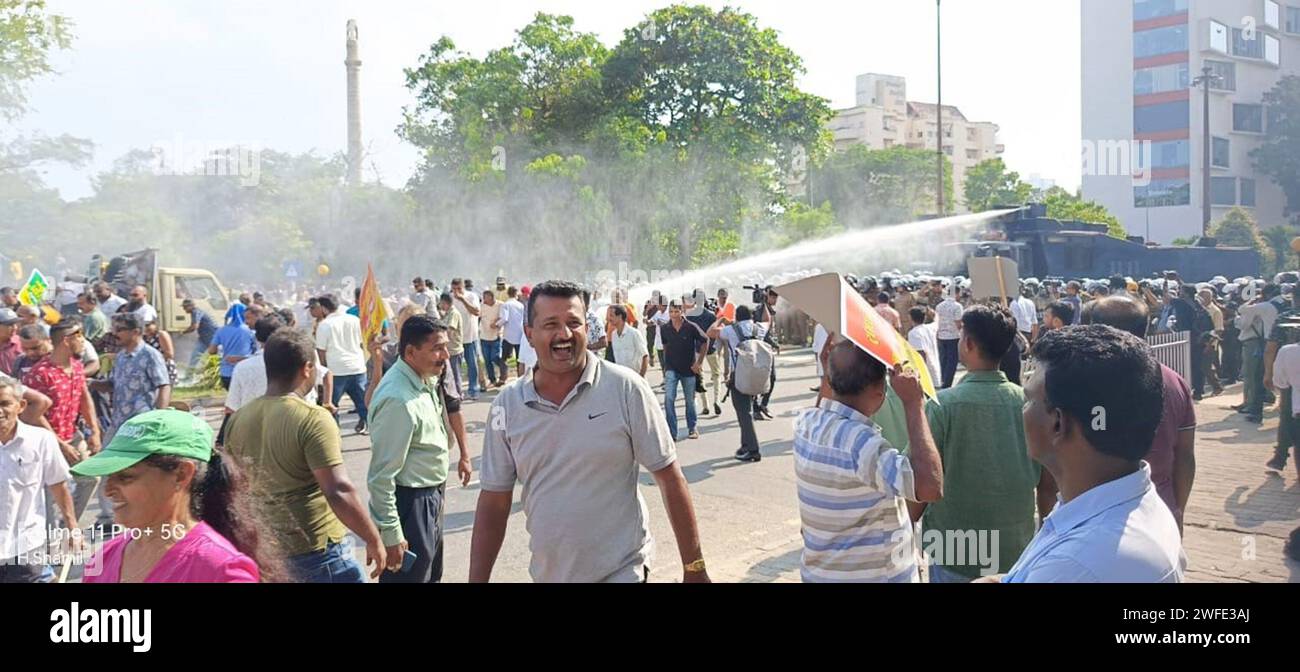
225, 395, 348, 557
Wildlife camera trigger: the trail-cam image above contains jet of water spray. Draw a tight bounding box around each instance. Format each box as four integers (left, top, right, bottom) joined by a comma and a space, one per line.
627, 210, 1016, 307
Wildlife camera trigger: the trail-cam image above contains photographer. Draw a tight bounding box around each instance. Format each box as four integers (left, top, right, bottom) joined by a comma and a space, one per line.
751, 287, 779, 418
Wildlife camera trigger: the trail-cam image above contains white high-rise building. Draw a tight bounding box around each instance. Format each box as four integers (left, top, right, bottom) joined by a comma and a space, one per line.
828, 73, 1004, 212
1082, 0, 1300, 244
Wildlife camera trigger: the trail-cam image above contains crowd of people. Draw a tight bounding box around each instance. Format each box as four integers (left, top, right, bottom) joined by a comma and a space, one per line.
1, 264, 1297, 584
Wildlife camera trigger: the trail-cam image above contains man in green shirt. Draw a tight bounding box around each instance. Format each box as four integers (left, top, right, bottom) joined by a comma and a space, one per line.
224, 328, 385, 583
78, 293, 108, 343
367, 314, 472, 583
438, 293, 466, 398
918, 304, 1056, 582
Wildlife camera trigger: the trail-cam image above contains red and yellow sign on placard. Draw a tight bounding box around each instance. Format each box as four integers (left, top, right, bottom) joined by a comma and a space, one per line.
776, 273, 938, 400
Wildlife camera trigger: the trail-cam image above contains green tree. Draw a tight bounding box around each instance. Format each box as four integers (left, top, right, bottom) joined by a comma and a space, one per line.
963, 158, 1031, 212
765, 202, 841, 250
811, 145, 952, 226
1041, 186, 1127, 239
400, 6, 833, 271
1211, 207, 1273, 270
0, 1, 88, 183
1261, 224, 1299, 274
399, 13, 608, 180
1252, 75, 1300, 221
600, 5, 830, 268
0, 0, 72, 120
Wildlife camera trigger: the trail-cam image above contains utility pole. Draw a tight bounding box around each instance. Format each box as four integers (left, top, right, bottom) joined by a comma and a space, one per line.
936, 0, 944, 215
1191, 66, 1219, 237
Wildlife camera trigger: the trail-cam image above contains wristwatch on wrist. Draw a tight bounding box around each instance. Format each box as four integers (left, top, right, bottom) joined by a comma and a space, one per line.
684, 558, 706, 574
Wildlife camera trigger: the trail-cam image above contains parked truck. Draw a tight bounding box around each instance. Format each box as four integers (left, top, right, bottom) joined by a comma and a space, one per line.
80, 249, 231, 329
70, 249, 232, 365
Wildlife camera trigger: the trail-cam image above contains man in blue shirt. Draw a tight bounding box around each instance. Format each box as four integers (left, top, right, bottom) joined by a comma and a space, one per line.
88, 313, 171, 440
1000, 325, 1185, 583
182, 298, 219, 370
209, 304, 263, 388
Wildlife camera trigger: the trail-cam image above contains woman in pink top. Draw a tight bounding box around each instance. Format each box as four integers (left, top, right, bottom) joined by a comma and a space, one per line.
72, 410, 285, 583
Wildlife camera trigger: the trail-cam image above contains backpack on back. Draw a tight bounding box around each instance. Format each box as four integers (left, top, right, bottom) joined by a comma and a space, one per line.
731, 324, 775, 396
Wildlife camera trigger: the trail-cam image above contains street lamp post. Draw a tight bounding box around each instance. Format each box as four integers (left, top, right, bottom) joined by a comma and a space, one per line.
1192, 66, 1220, 237
936, 0, 944, 215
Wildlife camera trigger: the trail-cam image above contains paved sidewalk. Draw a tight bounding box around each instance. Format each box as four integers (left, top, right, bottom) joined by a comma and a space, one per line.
706, 378, 1300, 584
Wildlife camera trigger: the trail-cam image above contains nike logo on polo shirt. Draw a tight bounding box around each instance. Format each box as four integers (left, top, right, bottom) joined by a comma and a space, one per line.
588, 412, 608, 420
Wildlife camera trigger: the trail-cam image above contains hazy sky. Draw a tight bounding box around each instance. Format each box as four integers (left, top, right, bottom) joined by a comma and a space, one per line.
18, 0, 1082, 199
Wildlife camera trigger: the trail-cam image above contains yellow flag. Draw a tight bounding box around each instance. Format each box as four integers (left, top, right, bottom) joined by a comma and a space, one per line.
358, 265, 389, 348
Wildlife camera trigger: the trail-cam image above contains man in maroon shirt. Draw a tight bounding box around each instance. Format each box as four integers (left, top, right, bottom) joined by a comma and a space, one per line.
1083, 295, 1196, 533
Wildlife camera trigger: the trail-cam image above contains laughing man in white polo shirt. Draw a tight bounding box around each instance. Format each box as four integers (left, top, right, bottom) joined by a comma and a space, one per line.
470, 281, 709, 583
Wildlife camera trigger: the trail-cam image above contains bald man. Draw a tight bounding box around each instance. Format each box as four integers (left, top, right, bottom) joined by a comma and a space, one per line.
1083, 296, 1196, 533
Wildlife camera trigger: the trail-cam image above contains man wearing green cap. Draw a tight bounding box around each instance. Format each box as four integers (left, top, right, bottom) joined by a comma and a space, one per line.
0, 375, 79, 583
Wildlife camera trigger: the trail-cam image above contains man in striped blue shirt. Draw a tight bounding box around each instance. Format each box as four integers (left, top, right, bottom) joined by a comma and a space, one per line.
794, 339, 944, 582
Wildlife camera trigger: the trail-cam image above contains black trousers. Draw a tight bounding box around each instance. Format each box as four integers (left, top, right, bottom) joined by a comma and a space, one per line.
379, 483, 445, 584
215, 376, 234, 445
1189, 332, 1206, 396
939, 338, 960, 389
1221, 330, 1241, 382
758, 365, 777, 411
730, 382, 760, 455
1277, 388, 1297, 462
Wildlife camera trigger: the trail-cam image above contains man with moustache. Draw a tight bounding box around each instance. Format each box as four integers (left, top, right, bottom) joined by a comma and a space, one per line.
125, 285, 158, 324
367, 315, 472, 583
470, 281, 710, 583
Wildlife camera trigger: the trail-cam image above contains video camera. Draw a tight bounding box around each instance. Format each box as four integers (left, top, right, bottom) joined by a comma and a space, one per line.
743, 284, 770, 305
